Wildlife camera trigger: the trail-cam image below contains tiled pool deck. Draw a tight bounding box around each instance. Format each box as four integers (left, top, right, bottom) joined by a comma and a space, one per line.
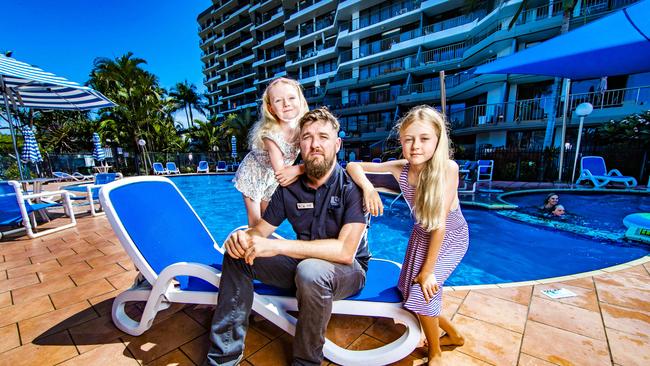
0, 181, 648, 365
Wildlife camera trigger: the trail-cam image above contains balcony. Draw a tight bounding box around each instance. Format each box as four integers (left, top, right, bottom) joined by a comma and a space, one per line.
286, 43, 336, 67
450, 85, 650, 132
348, 0, 421, 32
252, 50, 286, 68
286, 0, 327, 23
328, 88, 399, 113
253, 7, 283, 30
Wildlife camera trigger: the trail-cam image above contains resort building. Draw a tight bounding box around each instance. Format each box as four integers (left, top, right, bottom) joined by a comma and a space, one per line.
198, 0, 649, 159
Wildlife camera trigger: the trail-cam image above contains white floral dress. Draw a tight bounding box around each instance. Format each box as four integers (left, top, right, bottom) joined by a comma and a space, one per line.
233, 131, 300, 202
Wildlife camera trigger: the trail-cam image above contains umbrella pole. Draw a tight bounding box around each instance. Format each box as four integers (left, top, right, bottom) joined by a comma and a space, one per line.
439, 71, 446, 113
557, 79, 571, 182
0, 76, 25, 180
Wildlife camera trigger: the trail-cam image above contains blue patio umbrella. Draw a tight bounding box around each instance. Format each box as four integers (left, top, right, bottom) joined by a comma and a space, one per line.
475, 1, 650, 79
231, 135, 237, 159
20, 125, 43, 175
92, 133, 105, 162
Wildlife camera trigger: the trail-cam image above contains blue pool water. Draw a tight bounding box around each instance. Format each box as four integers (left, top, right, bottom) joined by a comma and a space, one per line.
171, 175, 649, 286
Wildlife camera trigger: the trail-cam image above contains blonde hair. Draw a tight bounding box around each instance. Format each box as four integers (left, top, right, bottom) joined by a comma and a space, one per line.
396, 105, 453, 231
249, 77, 309, 150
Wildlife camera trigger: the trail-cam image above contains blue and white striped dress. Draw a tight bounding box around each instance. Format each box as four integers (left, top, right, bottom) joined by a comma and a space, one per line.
397, 163, 469, 317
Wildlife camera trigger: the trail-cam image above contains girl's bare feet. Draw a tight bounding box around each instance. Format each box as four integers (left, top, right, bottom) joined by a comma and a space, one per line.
439, 333, 465, 347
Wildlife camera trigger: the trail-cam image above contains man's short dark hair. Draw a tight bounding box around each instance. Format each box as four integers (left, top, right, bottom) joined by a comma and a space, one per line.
299, 107, 340, 133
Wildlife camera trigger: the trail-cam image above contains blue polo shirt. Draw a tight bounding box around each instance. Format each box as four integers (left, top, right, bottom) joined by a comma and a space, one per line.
262, 164, 371, 271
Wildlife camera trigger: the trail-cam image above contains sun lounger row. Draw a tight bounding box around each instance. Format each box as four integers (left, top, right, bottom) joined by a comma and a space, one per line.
152, 161, 235, 175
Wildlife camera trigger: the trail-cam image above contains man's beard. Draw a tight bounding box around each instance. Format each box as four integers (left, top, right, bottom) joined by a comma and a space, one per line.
305, 153, 335, 179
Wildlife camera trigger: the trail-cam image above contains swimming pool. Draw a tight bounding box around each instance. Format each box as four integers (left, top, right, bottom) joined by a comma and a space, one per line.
170, 175, 649, 286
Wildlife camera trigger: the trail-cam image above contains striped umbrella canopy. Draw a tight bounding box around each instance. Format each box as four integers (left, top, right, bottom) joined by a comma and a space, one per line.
92, 133, 105, 161
0, 54, 115, 180
20, 125, 43, 163
0, 54, 115, 110
231, 135, 237, 158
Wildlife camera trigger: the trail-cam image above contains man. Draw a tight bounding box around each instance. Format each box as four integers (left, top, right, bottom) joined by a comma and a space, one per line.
206, 108, 371, 366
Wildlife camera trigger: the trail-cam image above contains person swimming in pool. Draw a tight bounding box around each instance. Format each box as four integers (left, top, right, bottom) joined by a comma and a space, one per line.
540, 193, 559, 213
550, 204, 566, 217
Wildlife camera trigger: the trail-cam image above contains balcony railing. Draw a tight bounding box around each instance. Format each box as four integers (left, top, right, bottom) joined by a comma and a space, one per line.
420, 42, 467, 64
449, 85, 650, 129
285, 0, 325, 17
402, 72, 475, 95
327, 88, 400, 110
348, 0, 421, 32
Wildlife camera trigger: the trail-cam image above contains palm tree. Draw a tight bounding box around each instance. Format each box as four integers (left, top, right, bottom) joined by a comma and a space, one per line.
88, 52, 174, 173
169, 81, 205, 129
218, 109, 256, 157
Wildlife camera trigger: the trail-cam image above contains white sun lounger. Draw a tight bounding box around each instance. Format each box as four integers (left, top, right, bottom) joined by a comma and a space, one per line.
99, 176, 421, 366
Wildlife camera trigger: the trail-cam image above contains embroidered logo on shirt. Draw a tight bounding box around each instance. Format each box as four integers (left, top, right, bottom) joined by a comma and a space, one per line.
330, 196, 341, 207
297, 202, 314, 209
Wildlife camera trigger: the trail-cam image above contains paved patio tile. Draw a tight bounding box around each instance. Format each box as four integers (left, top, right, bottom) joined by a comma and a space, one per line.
346, 334, 423, 366
0, 273, 40, 292
179, 333, 210, 365
69, 313, 125, 353
452, 314, 522, 366
441, 293, 464, 319
521, 320, 610, 366
0, 258, 31, 272
475, 285, 533, 306
0, 296, 54, 328
0, 324, 20, 353
37, 261, 92, 282
57, 249, 104, 265
517, 353, 562, 365
245, 333, 293, 366
57, 341, 139, 366
18, 300, 97, 344
600, 302, 650, 339
69, 262, 125, 286
106, 269, 139, 290
0, 290, 11, 308
0, 330, 79, 366
7, 259, 61, 279
607, 327, 650, 366
50, 278, 115, 309
145, 348, 194, 366
595, 273, 650, 311
325, 314, 375, 348
527, 296, 606, 340
458, 291, 528, 333
123, 311, 205, 364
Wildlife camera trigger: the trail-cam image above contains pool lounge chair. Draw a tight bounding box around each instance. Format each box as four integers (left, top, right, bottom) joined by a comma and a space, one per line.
576, 156, 638, 188
216, 161, 227, 172
65, 173, 123, 216
0, 181, 76, 239
166, 162, 180, 174
152, 162, 167, 175
53, 171, 93, 182
371, 158, 381, 163
100, 176, 421, 365
197, 160, 209, 173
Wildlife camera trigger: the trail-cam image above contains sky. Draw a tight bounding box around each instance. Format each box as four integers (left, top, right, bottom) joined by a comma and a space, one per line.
1, 0, 212, 127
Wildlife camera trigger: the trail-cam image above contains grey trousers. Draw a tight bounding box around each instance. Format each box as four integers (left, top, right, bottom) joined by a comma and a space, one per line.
205, 254, 366, 366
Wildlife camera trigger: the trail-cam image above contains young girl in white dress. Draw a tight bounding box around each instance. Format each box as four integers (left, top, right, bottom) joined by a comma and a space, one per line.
233, 78, 309, 226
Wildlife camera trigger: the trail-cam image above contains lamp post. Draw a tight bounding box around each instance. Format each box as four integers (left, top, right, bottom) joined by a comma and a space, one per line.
138, 139, 147, 175
571, 102, 594, 186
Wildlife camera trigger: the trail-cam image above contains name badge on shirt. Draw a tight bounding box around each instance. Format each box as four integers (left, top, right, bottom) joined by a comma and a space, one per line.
297, 202, 314, 209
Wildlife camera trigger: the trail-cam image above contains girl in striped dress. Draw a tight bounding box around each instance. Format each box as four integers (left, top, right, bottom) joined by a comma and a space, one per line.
347, 105, 468, 365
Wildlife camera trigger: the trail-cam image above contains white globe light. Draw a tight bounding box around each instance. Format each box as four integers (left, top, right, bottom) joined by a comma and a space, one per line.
575, 102, 593, 117
138, 139, 146, 146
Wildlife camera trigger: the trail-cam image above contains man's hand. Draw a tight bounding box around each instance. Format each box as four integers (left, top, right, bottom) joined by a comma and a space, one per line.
244, 236, 279, 265
224, 230, 252, 259
414, 272, 439, 303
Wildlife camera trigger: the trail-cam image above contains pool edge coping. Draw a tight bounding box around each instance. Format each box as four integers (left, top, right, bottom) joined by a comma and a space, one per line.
448, 254, 650, 291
